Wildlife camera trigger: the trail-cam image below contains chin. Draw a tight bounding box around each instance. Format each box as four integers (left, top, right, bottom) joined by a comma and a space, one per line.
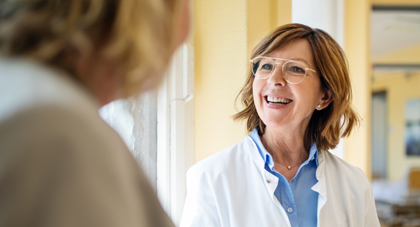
262, 120, 286, 130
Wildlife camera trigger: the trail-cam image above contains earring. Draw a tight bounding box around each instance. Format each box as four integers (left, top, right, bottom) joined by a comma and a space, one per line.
317, 105, 321, 110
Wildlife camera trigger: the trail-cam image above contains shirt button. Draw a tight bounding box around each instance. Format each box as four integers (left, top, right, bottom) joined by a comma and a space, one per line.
287, 207, 293, 213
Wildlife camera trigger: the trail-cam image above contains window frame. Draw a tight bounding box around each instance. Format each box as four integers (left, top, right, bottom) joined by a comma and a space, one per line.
157, 43, 195, 226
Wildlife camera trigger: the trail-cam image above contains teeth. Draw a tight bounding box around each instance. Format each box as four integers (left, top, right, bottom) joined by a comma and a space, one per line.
267, 96, 292, 104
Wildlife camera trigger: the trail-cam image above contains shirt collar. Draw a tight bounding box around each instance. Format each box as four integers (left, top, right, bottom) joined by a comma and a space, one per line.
248, 128, 319, 169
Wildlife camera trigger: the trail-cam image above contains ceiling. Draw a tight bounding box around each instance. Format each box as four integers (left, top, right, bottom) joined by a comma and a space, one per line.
371, 10, 420, 60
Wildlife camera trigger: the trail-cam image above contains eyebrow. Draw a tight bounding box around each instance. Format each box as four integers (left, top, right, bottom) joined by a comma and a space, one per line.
291, 58, 312, 67
290, 58, 308, 64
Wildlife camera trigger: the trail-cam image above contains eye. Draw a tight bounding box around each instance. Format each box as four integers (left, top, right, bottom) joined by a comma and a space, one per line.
289, 66, 305, 73
285, 62, 306, 75
261, 63, 274, 71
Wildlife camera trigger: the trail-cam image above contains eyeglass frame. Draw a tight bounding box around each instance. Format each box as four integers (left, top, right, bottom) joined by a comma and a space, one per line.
250, 56, 317, 84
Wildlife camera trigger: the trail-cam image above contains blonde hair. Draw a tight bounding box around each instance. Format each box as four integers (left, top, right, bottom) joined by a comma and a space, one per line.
234, 23, 360, 151
0, 0, 180, 96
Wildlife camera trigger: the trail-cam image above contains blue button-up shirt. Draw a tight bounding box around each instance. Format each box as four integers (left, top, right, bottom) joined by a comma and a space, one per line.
249, 128, 319, 227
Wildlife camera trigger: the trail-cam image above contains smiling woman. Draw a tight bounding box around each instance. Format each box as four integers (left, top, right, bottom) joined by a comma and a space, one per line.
236, 24, 359, 152
180, 23, 380, 227
252, 39, 330, 157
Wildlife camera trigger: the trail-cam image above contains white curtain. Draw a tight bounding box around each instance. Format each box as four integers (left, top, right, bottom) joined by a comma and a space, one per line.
99, 91, 158, 190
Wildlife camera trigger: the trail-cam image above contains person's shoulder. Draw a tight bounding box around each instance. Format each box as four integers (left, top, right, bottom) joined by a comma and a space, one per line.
0, 58, 121, 160
0, 101, 118, 157
322, 150, 370, 185
0, 57, 99, 122
187, 137, 252, 179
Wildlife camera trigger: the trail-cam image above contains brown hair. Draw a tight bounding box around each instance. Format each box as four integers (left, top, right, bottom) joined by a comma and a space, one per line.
233, 23, 360, 151
0, 0, 180, 96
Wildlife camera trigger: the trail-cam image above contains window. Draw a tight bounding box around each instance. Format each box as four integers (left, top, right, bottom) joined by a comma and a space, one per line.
99, 92, 158, 189
99, 43, 194, 226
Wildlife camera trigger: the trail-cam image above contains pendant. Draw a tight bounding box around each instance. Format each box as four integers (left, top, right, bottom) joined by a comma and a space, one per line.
287, 166, 291, 170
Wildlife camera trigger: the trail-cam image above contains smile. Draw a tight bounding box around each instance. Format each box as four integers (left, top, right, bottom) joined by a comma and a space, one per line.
265, 96, 293, 106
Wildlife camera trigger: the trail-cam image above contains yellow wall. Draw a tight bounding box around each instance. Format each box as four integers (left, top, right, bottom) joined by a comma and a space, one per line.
193, 0, 288, 162
193, 0, 248, 162
344, 0, 372, 178
372, 72, 420, 181
247, 0, 279, 53
277, 0, 292, 27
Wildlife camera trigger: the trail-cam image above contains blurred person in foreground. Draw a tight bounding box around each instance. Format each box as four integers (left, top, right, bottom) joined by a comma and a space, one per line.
180, 24, 380, 227
0, 0, 189, 226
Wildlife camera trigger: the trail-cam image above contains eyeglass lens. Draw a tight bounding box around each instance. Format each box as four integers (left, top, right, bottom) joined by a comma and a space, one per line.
253, 58, 307, 84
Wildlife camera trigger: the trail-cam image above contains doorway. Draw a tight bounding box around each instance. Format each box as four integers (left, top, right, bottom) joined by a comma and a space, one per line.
371, 92, 388, 179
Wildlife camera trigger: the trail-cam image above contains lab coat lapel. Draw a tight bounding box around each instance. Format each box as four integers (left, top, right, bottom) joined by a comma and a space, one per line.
262, 169, 279, 205
245, 137, 279, 205
246, 136, 292, 227
311, 150, 327, 227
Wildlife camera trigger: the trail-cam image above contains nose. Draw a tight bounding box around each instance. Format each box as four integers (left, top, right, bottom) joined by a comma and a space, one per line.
267, 64, 286, 86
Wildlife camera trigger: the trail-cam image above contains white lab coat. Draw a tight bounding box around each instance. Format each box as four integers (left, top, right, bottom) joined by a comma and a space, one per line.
180, 136, 380, 227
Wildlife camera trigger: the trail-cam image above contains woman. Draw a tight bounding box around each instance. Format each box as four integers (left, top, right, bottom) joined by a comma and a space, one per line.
0, 0, 189, 226
180, 24, 380, 227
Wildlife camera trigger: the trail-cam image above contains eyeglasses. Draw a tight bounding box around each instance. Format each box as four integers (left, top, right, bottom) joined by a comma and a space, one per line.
250, 56, 317, 84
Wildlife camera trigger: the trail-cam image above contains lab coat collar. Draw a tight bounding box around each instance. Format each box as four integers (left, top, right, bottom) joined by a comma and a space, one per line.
245, 136, 281, 205
246, 135, 326, 182
246, 136, 266, 167
249, 128, 320, 170
246, 135, 328, 224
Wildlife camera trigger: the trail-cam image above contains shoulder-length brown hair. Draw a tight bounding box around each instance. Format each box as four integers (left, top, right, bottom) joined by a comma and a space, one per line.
0, 0, 181, 96
233, 23, 360, 151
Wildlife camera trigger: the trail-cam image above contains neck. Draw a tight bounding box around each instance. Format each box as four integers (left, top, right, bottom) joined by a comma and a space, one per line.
261, 125, 309, 165
81, 74, 121, 106
74, 54, 122, 107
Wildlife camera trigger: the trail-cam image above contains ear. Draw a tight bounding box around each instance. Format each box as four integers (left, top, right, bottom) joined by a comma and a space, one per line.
317, 89, 333, 110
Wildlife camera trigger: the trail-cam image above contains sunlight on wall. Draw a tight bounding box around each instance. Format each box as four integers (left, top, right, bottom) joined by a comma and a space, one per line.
344, 0, 372, 178
193, 0, 248, 162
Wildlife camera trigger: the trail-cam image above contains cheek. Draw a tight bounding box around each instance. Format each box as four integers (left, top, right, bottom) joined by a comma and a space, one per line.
252, 82, 257, 99
295, 84, 323, 109
252, 80, 267, 120
252, 81, 262, 104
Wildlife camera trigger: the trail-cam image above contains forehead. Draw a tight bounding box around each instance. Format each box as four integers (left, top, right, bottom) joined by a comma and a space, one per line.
266, 39, 315, 68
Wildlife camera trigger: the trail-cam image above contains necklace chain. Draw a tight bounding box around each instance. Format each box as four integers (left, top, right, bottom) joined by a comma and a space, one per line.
274, 160, 304, 170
